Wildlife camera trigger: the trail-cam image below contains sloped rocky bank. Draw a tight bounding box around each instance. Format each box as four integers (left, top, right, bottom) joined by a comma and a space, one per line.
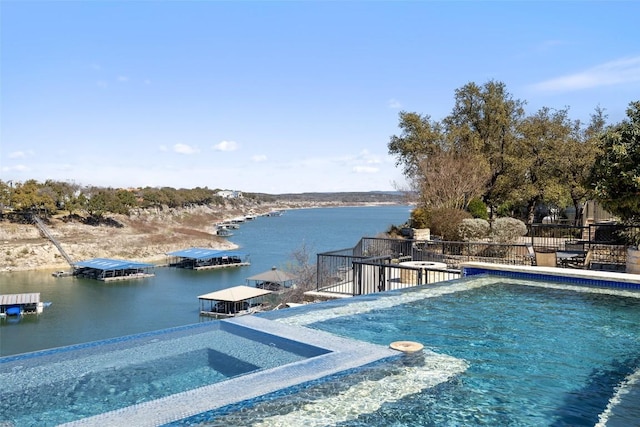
0, 199, 402, 272
0, 201, 295, 272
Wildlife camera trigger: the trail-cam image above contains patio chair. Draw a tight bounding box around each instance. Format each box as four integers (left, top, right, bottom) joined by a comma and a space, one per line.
525, 244, 536, 265
565, 248, 593, 270
534, 248, 558, 267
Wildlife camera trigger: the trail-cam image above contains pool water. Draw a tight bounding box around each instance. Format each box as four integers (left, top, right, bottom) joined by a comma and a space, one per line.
200, 278, 640, 426
311, 283, 640, 426
0, 321, 329, 426
3, 274, 640, 426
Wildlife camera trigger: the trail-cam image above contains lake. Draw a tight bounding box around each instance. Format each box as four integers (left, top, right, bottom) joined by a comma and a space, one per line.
0, 205, 411, 356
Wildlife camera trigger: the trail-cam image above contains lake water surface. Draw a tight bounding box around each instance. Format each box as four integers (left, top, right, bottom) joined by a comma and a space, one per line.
0, 205, 411, 356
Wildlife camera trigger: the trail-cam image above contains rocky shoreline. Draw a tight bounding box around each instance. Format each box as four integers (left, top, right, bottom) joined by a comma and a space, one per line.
0, 201, 401, 273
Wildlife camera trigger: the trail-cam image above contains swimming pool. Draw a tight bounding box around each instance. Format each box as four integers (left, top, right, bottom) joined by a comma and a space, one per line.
306, 280, 640, 426
193, 267, 640, 426
2, 264, 640, 426
0, 315, 399, 427
0, 320, 335, 426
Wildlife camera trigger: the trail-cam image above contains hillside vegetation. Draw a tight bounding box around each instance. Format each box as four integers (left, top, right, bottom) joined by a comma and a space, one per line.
0, 193, 407, 272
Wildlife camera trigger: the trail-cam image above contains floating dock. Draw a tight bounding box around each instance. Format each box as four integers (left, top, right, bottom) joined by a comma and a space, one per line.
0, 293, 46, 317
198, 285, 272, 318
167, 248, 250, 271
73, 258, 155, 281
246, 267, 297, 292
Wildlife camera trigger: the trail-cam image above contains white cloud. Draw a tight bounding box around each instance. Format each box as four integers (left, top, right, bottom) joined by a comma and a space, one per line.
214, 140, 239, 152
1, 164, 30, 172
355, 149, 383, 165
531, 55, 640, 92
352, 165, 379, 173
117, 75, 129, 82
9, 150, 34, 159
252, 154, 267, 162
173, 143, 199, 154
388, 98, 402, 109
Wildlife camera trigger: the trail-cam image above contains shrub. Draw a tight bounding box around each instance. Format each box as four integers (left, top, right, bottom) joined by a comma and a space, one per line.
427, 208, 472, 241
491, 217, 528, 244
467, 197, 489, 220
409, 207, 430, 229
459, 218, 490, 241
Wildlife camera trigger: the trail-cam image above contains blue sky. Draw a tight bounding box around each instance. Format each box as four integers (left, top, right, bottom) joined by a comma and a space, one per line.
2, 1, 639, 194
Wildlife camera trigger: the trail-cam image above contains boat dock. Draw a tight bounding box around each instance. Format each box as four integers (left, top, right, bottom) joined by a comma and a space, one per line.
198, 285, 272, 318
167, 248, 250, 271
246, 267, 297, 292
0, 293, 46, 317
73, 258, 155, 281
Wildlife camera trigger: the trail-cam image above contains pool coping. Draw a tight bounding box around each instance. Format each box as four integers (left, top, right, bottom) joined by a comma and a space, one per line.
462, 262, 640, 289
60, 315, 399, 427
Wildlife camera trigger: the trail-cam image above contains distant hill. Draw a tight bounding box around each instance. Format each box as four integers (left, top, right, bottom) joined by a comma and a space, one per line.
261, 191, 412, 204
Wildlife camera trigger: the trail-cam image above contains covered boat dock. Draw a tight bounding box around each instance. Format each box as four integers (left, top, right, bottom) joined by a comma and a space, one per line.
0, 293, 45, 317
198, 286, 272, 318
73, 258, 155, 281
246, 267, 297, 292
167, 248, 250, 270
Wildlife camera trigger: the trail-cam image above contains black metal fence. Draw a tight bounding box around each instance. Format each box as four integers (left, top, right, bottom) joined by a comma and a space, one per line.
350, 260, 460, 296
528, 223, 637, 270
353, 237, 414, 258
412, 241, 532, 269
316, 256, 461, 296
315, 238, 414, 293
529, 223, 640, 247
316, 224, 638, 294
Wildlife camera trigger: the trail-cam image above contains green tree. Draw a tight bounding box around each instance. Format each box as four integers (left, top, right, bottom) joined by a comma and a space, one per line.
557, 107, 606, 225
467, 197, 489, 219
508, 107, 575, 223
588, 101, 640, 223
139, 187, 166, 209
443, 80, 525, 214
86, 190, 112, 219
85, 188, 131, 218
11, 179, 56, 216
43, 180, 80, 213
115, 189, 138, 214
387, 111, 444, 178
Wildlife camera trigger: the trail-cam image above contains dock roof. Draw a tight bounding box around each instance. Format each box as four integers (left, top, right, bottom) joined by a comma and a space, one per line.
0, 293, 40, 305
246, 267, 296, 284
198, 286, 271, 303
167, 248, 247, 260
74, 258, 154, 270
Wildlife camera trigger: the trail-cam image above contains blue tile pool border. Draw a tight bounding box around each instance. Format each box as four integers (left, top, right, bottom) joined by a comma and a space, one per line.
0, 320, 219, 364
462, 262, 640, 290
